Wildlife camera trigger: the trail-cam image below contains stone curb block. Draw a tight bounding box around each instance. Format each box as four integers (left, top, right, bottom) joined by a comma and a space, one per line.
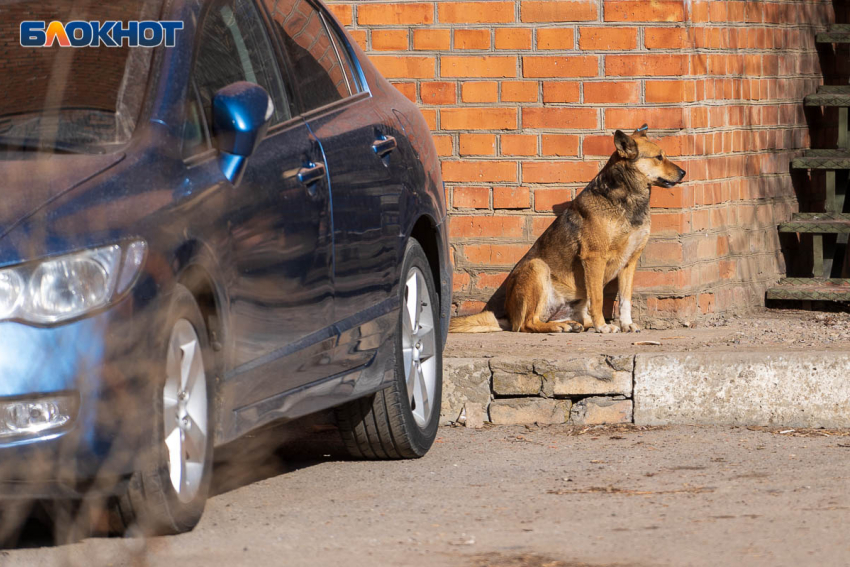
634, 352, 850, 428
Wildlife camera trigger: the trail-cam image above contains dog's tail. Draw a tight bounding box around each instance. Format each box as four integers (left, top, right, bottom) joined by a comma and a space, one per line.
449, 310, 508, 333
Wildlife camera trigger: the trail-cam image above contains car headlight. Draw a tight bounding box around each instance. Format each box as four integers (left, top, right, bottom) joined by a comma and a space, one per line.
0, 241, 147, 325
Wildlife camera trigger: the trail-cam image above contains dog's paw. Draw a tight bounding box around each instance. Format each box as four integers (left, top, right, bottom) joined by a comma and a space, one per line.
594, 324, 620, 334
619, 322, 641, 333
553, 321, 584, 333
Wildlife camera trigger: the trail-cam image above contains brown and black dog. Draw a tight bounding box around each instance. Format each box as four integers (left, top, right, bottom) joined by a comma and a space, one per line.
450, 126, 686, 334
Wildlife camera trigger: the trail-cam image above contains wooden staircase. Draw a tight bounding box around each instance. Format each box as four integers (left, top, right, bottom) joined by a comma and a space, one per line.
767, 24, 850, 302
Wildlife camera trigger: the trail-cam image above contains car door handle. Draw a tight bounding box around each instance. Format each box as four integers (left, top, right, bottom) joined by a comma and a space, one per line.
372, 136, 397, 157
297, 162, 325, 185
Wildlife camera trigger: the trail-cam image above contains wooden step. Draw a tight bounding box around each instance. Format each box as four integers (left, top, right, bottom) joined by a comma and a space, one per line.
767, 278, 850, 301
778, 213, 850, 234
791, 149, 850, 170
817, 24, 850, 43
805, 86, 850, 107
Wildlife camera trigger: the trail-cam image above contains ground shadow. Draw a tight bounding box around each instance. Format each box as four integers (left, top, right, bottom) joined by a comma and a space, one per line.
5, 411, 349, 550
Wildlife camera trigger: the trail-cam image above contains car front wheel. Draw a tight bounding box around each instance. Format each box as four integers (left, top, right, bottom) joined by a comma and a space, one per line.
112, 284, 215, 536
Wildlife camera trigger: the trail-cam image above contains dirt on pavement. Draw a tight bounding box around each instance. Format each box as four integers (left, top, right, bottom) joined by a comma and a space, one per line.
3, 421, 850, 567
444, 307, 850, 358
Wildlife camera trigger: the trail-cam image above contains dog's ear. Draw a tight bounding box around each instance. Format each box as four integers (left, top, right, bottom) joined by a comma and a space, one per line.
632, 124, 649, 138
614, 130, 639, 160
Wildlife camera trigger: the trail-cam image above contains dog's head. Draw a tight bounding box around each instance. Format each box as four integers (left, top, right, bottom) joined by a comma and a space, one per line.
613, 125, 686, 188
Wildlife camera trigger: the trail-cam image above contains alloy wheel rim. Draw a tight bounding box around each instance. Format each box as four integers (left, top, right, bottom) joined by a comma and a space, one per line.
163, 318, 208, 504
401, 267, 437, 428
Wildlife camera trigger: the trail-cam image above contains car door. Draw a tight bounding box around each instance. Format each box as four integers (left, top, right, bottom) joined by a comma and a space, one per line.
184, 0, 335, 413
263, 0, 402, 371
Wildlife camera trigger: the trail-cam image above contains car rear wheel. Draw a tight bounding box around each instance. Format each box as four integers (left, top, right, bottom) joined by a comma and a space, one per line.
112, 284, 215, 536
336, 238, 442, 459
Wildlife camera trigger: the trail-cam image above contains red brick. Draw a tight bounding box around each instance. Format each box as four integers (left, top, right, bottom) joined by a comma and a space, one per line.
502, 81, 538, 102
493, 186, 531, 209
450, 215, 524, 237
605, 107, 684, 130
421, 109, 437, 130
371, 56, 435, 79
442, 107, 517, 130
646, 80, 697, 103
521, 1, 597, 22
604, 2, 684, 22
524, 107, 598, 129
523, 161, 599, 183
606, 54, 688, 76
495, 28, 532, 50
650, 186, 691, 209
537, 29, 575, 50
645, 27, 690, 49
464, 244, 529, 264
327, 4, 353, 25
413, 29, 451, 50
371, 29, 408, 51
642, 241, 684, 264
523, 56, 598, 78
534, 188, 573, 212
432, 134, 453, 156
541, 134, 580, 156
578, 27, 637, 50
348, 30, 367, 51
458, 134, 497, 156
455, 29, 491, 49
442, 56, 517, 78
699, 293, 715, 314
650, 212, 691, 235
583, 135, 614, 156
358, 3, 434, 25
453, 186, 490, 208
583, 81, 640, 103
442, 161, 518, 183
461, 81, 498, 103
501, 134, 537, 156
475, 272, 509, 290
392, 82, 416, 102
420, 81, 456, 105
452, 271, 470, 292
542, 81, 581, 102
438, 1, 515, 23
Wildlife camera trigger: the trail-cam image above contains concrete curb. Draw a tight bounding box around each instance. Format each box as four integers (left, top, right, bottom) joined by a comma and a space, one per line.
442, 350, 850, 428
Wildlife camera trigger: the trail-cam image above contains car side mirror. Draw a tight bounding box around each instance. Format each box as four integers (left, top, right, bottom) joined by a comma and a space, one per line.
212, 81, 274, 184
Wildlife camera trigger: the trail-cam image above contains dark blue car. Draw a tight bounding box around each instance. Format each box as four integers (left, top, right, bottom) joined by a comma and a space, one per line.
0, 0, 450, 536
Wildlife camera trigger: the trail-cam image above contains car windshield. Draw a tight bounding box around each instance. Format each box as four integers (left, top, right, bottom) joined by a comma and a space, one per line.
0, 0, 165, 155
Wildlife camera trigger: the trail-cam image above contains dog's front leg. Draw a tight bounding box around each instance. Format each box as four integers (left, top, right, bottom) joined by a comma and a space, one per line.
617, 253, 641, 332
582, 256, 619, 333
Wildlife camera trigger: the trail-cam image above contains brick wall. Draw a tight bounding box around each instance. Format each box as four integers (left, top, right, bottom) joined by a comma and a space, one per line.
326, 0, 843, 324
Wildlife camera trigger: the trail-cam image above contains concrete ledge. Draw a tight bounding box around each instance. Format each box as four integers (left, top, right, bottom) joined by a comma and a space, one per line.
634, 352, 850, 428
442, 333, 850, 427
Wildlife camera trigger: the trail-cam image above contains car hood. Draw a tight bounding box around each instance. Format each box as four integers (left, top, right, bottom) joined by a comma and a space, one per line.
0, 152, 125, 238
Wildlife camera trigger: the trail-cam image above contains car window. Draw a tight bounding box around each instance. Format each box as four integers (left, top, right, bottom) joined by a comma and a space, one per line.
193, 0, 290, 135
326, 15, 360, 96
263, 0, 356, 113
182, 83, 211, 157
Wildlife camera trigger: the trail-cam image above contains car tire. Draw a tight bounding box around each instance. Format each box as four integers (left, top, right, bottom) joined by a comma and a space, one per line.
112, 284, 216, 536
336, 238, 442, 459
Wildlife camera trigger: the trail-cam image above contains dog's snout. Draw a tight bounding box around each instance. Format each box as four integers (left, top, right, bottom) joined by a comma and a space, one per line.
676, 166, 686, 181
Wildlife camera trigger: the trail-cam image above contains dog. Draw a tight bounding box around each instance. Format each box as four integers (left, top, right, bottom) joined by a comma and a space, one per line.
449, 126, 686, 334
